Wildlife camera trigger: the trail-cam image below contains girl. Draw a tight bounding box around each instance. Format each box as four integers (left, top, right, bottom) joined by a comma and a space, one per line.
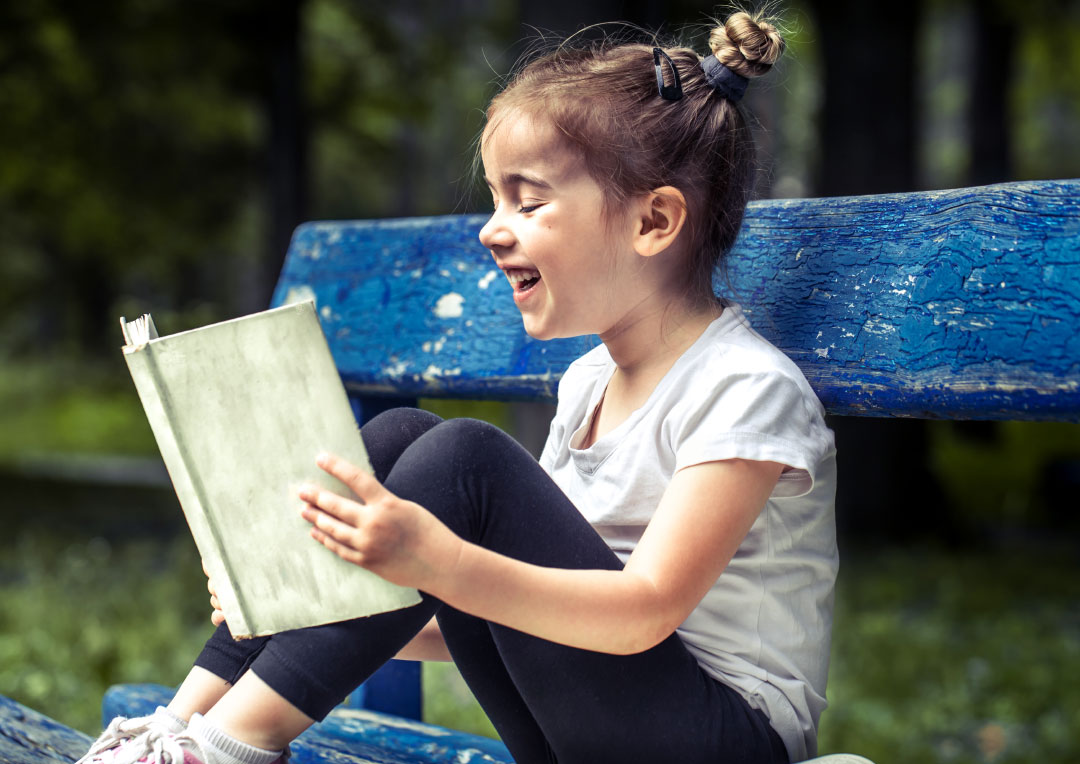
79, 10, 836, 764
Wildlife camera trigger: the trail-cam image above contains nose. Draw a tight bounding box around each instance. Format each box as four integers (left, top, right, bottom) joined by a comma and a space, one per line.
478, 208, 514, 251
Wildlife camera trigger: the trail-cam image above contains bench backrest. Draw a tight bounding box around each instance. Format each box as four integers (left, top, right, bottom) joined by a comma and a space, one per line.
271, 179, 1080, 422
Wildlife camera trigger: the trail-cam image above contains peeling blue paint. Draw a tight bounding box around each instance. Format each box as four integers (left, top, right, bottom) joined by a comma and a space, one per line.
0, 694, 91, 764
101, 684, 513, 764
270, 180, 1080, 420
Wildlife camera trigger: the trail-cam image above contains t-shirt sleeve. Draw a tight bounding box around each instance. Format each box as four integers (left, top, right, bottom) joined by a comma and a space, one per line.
538, 415, 561, 473
672, 369, 831, 498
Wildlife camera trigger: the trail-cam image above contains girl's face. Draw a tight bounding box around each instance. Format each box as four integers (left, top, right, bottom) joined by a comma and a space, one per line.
479, 112, 642, 341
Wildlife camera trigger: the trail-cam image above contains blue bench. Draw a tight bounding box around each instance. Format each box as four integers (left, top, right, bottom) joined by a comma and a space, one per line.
2, 178, 1077, 764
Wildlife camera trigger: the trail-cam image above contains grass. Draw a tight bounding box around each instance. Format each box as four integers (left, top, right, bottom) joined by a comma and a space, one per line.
820, 546, 1080, 763
0, 530, 210, 734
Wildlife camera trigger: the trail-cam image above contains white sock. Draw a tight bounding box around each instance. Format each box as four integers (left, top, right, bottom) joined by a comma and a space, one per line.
153, 706, 188, 734
186, 714, 281, 764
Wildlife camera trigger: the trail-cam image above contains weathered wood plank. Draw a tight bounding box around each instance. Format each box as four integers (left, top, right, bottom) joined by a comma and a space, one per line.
104, 684, 512, 764
0, 694, 91, 764
270, 179, 1080, 420
727, 180, 1080, 419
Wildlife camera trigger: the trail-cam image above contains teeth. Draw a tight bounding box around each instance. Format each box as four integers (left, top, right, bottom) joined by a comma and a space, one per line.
505, 269, 540, 286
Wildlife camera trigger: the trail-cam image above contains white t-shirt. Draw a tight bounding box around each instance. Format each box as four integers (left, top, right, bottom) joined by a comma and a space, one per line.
539, 303, 838, 762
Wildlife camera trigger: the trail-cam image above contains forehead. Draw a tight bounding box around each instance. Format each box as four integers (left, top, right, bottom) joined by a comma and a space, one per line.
481, 111, 581, 184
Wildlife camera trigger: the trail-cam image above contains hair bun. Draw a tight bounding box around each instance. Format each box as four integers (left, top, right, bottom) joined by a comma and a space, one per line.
708, 11, 785, 79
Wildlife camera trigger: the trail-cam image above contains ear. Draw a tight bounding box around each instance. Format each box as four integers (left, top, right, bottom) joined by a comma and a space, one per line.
631, 186, 688, 258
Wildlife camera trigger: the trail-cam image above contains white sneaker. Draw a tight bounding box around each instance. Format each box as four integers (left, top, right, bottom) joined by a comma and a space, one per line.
77, 708, 185, 764
79, 729, 209, 764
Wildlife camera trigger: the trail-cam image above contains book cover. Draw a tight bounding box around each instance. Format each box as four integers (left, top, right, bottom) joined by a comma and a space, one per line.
120, 301, 421, 638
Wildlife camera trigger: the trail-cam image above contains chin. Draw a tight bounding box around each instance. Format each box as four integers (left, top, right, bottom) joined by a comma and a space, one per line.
521, 322, 555, 341
521, 317, 587, 342
518, 310, 555, 340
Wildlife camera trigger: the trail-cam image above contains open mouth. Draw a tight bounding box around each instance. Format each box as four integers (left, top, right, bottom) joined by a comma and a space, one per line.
506, 268, 541, 292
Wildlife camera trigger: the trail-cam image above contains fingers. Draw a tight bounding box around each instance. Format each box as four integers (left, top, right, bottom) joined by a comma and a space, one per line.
307, 521, 367, 566
205, 568, 222, 622
315, 452, 384, 501
298, 452, 401, 570
298, 482, 363, 526
301, 501, 363, 550
207, 583, 224, 626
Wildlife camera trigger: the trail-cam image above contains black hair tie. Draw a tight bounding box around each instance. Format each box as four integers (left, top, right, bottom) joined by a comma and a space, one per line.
701, 54, 748, 102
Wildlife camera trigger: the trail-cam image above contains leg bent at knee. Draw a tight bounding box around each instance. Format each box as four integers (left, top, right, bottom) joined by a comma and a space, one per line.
360, 407, 443, 482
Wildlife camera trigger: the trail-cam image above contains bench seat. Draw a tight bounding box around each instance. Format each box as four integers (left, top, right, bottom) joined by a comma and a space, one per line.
103, 683, 513, 764
0, 689, 876, 764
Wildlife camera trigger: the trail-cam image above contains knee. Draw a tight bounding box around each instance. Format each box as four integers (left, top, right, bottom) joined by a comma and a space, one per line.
423, 418, 515, 462
386, 418, 524, 538
363, 407, 443, 438
388, 418, 526, 487
361, 407, 443, 480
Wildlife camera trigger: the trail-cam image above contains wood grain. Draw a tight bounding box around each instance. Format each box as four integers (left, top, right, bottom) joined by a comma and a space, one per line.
271, 179, 1080, 420
0, 695, 91, 764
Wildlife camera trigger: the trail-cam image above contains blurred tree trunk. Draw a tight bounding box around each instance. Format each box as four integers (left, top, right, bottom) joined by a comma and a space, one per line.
72, 253, 114, 353
387, 7, 423, 217
811, 0, 920, 195
969, 1, 1016, 185
267, 0, 307, 308
246, 0, 307, 313
806, 0, 952, 543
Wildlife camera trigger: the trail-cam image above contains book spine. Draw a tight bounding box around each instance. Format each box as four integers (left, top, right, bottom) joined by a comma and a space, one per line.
123, 344, 252, 637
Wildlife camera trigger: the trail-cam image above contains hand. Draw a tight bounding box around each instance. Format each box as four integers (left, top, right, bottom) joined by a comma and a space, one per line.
201, 558, 226, 627
299, 452, 464, 592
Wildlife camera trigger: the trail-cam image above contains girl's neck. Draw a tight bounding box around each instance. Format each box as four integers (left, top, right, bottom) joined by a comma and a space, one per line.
579, 299, 721, 449
600, 299, 722, 379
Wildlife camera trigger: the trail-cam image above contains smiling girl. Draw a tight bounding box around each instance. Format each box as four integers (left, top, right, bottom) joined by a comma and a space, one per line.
78, 10, 836, 764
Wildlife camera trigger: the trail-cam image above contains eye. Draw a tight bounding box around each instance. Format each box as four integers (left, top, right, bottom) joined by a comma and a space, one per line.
518, 204, 541, 214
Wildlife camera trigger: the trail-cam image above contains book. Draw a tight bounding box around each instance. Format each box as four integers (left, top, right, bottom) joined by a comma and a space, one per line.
120, 301, 421, 638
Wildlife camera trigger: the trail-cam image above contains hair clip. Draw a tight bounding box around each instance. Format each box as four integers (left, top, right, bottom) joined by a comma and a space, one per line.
653, 47, 683, 101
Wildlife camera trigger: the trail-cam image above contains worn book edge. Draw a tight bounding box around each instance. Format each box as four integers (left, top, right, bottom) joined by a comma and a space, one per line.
121, 314, 254, 637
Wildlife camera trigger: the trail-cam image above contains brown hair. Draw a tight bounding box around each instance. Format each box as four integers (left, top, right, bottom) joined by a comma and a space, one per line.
482, 11, 785, 308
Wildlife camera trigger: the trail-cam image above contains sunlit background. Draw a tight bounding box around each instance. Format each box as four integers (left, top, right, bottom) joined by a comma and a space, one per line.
1, 2, 1078, 763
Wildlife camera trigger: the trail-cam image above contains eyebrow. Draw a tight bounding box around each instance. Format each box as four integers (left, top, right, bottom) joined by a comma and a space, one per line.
484, 172, 554, 191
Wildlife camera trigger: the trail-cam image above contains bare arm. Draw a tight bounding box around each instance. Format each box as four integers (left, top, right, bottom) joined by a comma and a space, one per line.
301, 453, 782, 655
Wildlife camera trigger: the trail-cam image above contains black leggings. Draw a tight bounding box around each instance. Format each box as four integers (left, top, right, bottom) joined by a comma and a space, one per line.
194, 408, 788, 764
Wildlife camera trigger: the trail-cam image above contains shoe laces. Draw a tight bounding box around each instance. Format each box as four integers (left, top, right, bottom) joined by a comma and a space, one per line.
143, 731, 210, 764
76, 715, 163, 764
